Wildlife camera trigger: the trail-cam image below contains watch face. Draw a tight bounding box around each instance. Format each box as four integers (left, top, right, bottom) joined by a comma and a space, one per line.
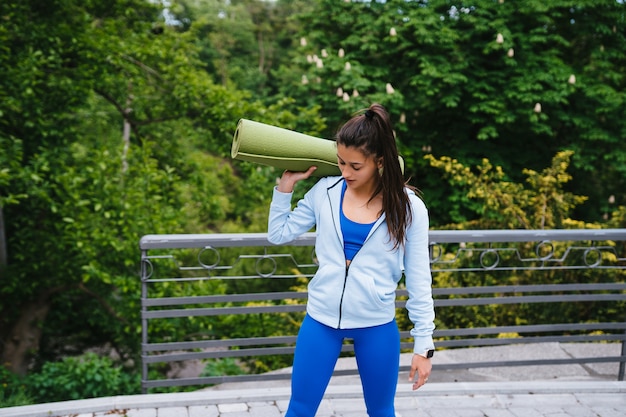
427, 349, 435, 358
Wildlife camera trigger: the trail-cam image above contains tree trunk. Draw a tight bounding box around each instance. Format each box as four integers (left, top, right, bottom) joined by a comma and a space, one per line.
1, 298, 51, 376
0, 206, 6, 268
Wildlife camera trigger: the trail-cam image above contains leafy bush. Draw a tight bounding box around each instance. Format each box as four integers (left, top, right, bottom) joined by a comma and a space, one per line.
26, 353, 140, 403
200, 358, 245, 378
0, 366, 33, 407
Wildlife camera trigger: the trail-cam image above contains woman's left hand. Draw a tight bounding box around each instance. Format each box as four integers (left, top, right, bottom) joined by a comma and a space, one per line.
408, 354, 432, 390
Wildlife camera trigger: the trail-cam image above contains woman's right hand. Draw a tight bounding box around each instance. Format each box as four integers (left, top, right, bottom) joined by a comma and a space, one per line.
277, 166, 317, 193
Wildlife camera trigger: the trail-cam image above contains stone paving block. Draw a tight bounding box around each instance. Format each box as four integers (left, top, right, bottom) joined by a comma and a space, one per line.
91, 409, 133, 417
123, 409, 157, 417
424, 409, 466, 417
217, 402, 248, 413
574, 392, 626, 408
274, 399, 289, 413
93, 410, 130, 417
394, 408, 430, 417
428, 408, 485, 417
315, 399, 335, 415
188, 405, 219, 417
326, 398, 367, 413
464, 410, 493, 417
215, 412, 251, 417
246, 401, 275, 407
157, 406, 188, 417
482, 409, 518, 417
337, 412, 370, 417
586, 407, 626, 417
495, 393, 577, 408
393, 395, 419, 410
559, 407, 599, 417
507, 407, 546, 417
416, 394, 501, 409
247, 403, 281, 417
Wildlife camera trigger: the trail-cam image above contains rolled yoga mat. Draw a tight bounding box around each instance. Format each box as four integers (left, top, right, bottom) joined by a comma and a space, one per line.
232, 119, 341, 176
231, 119, 404, 177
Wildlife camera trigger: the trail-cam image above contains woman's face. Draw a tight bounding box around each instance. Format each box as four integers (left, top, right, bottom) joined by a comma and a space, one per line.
337, 144, 382, 191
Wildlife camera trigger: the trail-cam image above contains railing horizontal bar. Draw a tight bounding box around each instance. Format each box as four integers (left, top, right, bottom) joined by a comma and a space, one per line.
142, 304, 306, 319
140, 229, 626, 250
143, 293, 625, 316
141, 368, 362, 389
143, 345, 355, 364
428, 229, 626, 243
144, 367, 380, 389
143, 337, 626, 364
142, 346, 297, 363
143, 283, 626, 308
142, 372, 294, 388
144, 274, 317, 283
424, 356, 626, 371
143, 335, 298, 352
140, 232, 317, 250
143, 355, 626, 389
143, 291, 307, 307
431, 266, 626, 272
433, 322, 626, 337
143, 266, 625, 282
434, 293, 626, 307
434, 334, 626, 348
426, 283, 626, 296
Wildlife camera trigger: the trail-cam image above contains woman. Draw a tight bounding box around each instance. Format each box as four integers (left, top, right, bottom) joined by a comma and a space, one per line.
268, 103, 435, 417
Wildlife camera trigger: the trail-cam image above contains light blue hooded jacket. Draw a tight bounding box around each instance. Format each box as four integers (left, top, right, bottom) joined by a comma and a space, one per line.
268, 176, 435, 354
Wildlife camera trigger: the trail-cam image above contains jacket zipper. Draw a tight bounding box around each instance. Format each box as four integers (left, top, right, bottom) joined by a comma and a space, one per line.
337, 263, 349, 328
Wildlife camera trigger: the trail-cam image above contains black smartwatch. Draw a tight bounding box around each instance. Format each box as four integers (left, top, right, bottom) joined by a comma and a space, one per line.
417, 349, 435, 358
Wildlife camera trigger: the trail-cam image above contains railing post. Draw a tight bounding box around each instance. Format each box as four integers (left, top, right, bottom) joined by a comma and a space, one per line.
140, 249, 149, 394
617, 320, 626, 381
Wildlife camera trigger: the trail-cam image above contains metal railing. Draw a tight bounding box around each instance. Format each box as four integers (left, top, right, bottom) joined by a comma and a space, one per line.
139, 229, 626, 392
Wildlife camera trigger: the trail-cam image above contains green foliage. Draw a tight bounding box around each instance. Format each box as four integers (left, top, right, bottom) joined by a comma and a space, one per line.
0, 136, 26, 207
26, 353, 140, 403
426, 151, 587, 229
1, 0, 279, 376
0, 367, 33, 407
276, 0, 626, 223
200, 358, 245, 378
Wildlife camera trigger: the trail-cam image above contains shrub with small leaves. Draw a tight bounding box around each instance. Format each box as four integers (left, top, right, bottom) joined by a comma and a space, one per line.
0, 366, 33, 407
26, 353, 140, 403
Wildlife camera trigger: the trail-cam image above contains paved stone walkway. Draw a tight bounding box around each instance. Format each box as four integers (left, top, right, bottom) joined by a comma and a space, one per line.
1, 343, 624, 417
1, 380, 624, 417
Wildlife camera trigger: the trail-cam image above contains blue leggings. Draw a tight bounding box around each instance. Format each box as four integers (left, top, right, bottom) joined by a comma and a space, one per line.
286, 315, 400, 417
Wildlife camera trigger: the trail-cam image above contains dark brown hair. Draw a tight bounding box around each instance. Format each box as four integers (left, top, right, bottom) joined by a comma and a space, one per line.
335, 103, 414, 249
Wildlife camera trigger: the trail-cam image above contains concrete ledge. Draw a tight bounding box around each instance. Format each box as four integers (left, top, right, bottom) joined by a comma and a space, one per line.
1, 380, 624, 417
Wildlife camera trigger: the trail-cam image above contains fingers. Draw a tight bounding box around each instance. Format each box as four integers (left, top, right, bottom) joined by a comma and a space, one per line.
409, 354, 432, 391
411, 371, 430, 390
277, 166, 317, 193
412, 372, 430, 391
295, 165, 317, 180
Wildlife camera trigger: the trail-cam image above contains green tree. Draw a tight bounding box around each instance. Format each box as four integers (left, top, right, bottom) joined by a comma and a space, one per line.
275, 0, 626, 224
175, 0, 315, 97
0, 0, 271, 376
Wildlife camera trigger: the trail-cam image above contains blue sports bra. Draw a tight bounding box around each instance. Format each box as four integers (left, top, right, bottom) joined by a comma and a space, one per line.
340, 182, 376, 261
